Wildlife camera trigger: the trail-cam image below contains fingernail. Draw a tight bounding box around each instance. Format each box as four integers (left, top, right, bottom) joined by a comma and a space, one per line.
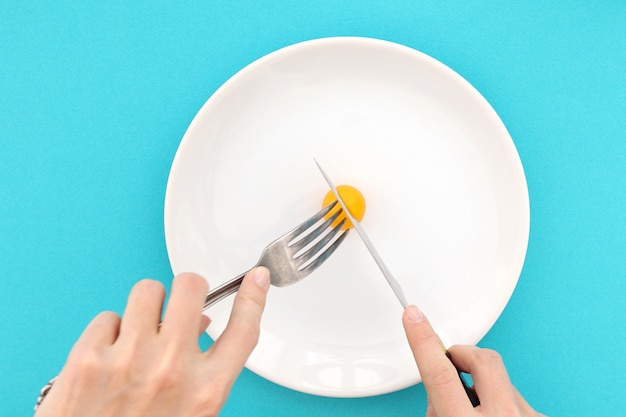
406, 305, 425, 322
252, 267, 270, 288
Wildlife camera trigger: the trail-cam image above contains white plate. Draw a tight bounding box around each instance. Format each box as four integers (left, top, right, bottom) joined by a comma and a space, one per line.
164, 37, 529, 397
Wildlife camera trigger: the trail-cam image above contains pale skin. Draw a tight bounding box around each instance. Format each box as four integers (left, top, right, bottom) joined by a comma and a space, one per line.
35, 268, 543, 417
402, 305, 545, 416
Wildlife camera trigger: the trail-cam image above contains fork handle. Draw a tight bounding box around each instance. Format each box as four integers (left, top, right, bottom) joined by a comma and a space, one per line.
203, 272, 248, 311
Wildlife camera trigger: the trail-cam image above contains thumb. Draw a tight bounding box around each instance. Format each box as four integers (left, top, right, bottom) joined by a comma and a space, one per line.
208, 267, 270, 373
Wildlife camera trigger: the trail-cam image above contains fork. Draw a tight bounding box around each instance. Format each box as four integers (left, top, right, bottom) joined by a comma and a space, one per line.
34, 202, 350, 411
203, 201, 350, 310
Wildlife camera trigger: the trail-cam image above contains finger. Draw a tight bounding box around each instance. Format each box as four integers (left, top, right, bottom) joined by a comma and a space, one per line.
198, 314, 211, 337
425, 397, 439, 417
69, 311, 121, 356
402, 305, 472, 417
118, 279, 165, 340
160, 273, 209, 343
207, 267, 270, 378
447, 345, 517, 412
49, 313, 120, 414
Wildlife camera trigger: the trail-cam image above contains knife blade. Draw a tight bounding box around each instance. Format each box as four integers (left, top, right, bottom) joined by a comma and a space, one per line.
314, 159, 409, 309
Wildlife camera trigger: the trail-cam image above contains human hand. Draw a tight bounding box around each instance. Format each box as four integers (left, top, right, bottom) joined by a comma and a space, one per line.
402, 305, 545, 417
34, 267, 271, 417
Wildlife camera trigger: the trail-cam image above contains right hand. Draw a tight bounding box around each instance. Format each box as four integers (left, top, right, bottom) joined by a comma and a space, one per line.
402, 305, 546, 417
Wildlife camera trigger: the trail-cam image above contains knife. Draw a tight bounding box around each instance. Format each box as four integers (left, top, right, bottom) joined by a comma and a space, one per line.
314, 158, 480, 408
314, 159, 408, 309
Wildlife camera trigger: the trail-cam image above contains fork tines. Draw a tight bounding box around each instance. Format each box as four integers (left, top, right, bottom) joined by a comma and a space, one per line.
286, 201, 349, 272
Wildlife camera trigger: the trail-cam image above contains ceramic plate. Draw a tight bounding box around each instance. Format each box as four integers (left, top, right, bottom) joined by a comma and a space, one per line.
164, 37, 529, 397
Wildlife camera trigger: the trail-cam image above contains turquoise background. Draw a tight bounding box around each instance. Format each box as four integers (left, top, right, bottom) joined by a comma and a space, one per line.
1, 1, 625, 416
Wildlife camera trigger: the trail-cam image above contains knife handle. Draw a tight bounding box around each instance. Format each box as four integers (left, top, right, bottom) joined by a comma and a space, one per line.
445, 351, 481, 407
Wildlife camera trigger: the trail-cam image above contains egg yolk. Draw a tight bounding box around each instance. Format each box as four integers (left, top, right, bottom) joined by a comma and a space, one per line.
321, 185, 366, 230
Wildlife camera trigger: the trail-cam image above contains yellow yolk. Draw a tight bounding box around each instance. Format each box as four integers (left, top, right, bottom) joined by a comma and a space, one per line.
321, 185, 366, 230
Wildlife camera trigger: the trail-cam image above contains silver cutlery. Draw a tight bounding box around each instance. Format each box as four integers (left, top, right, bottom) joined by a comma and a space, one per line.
202, 201, 350, 309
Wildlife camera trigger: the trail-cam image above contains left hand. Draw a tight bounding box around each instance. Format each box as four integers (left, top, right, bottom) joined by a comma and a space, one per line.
34, 267, 271, 417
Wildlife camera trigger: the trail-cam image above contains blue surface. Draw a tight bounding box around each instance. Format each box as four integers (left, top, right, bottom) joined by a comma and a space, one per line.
1, 1, 625, 416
